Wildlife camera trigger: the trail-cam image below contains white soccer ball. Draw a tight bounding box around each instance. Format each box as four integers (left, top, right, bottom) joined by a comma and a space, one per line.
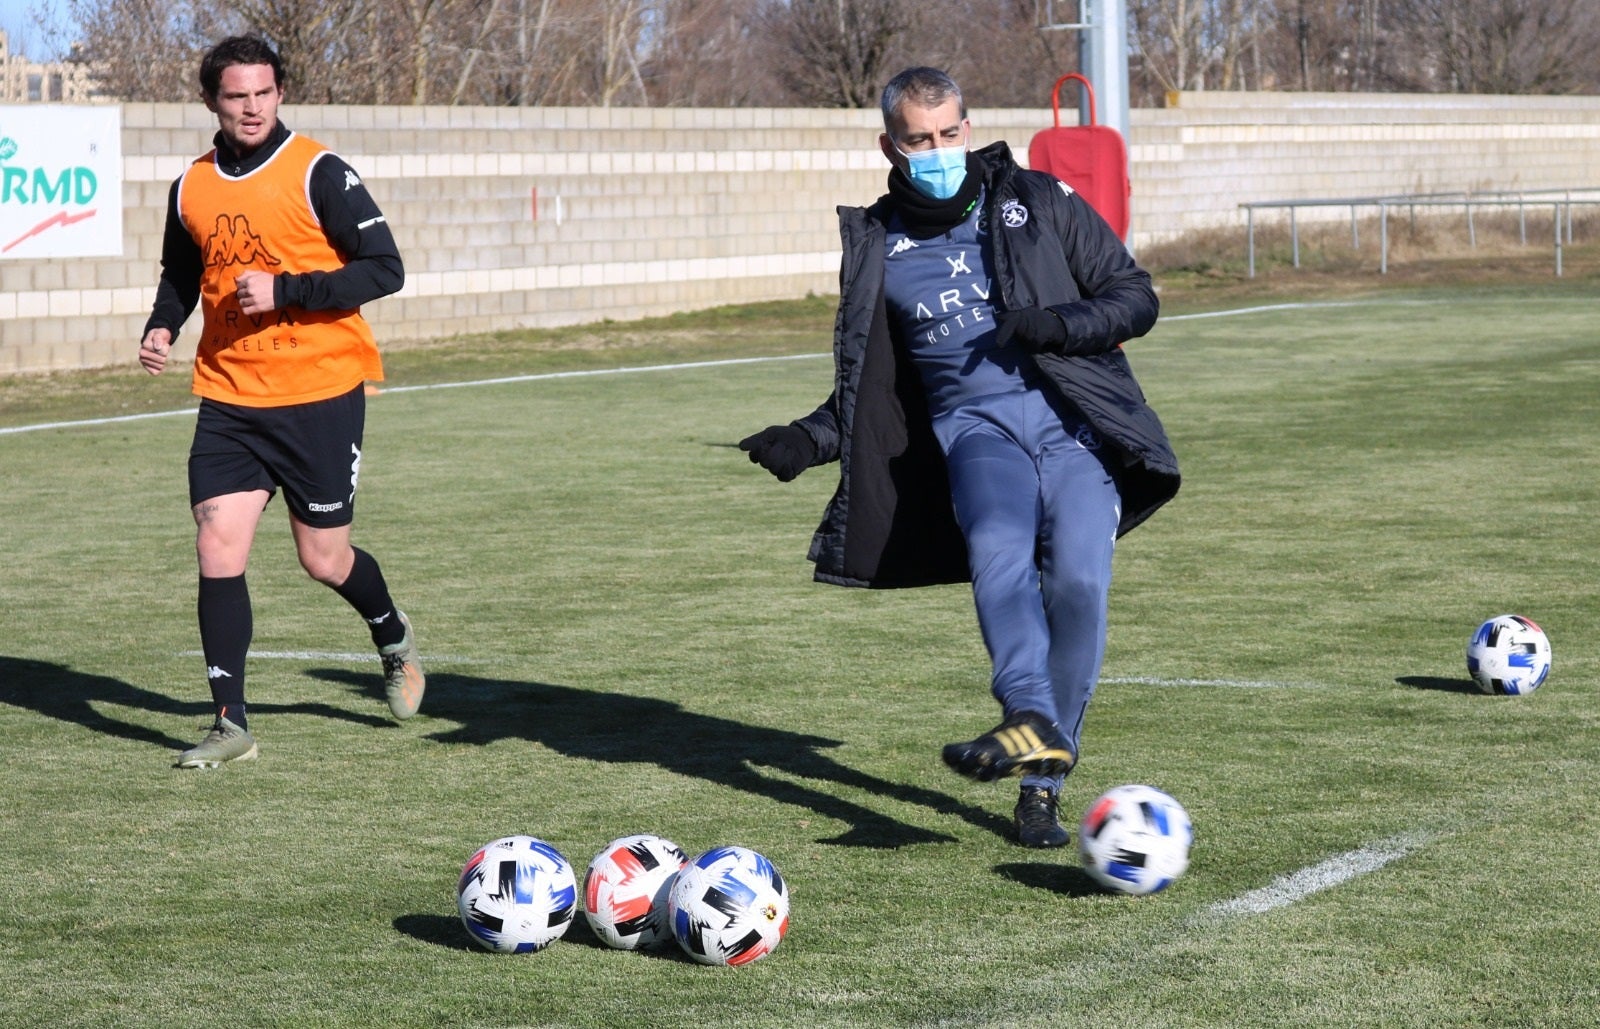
456, 835, 577, 953
668, 845, 789, 966
1078, 784, 1193, 896
583, 834, 688, 951
1466, 614, 1552, 696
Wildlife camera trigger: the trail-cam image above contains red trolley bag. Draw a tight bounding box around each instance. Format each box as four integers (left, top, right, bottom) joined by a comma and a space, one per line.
1026, 73, 1131, 240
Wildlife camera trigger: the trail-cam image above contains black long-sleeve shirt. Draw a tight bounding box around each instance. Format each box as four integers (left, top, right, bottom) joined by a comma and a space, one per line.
143, 120, 404, 340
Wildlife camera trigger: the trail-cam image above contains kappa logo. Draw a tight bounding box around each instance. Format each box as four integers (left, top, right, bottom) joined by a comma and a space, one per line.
1075, 425, 1103, 450
1001, 200, 1029, 228
889, 236, 919, 256
206, 666, 233, 680
343, 169, 362, 190
349, 442, 362, 502
202, 213, 282, 270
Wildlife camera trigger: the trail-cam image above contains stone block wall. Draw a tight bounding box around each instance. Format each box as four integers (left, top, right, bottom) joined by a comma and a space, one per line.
3, 92, 1598, 373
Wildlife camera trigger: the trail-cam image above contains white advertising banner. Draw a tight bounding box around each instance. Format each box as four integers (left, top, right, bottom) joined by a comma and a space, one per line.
0, 104, 123, 259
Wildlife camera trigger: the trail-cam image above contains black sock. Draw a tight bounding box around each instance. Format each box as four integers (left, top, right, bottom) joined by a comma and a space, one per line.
333, 547, 405, 649
198, 573, 251, 730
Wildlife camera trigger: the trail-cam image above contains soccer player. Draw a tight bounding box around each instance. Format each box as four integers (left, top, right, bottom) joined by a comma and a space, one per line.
138, 35, 423, 768
740, 67, 1179, 847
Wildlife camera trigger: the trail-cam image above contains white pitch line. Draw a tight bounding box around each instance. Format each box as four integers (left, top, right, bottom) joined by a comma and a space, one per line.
925, 830, 1434, 1027
0, 406, 198, 436
1206, 831, 1430, 917
376, 351, 827, 395
1101, 674, 1321, 690
177, 649, 480, 664
1161, 299, 1414, 322
0, 354, 829, 437
5, 299, 1437, 438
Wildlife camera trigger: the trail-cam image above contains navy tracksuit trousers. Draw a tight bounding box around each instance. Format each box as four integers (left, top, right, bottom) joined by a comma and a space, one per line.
932, 388, 1121, 791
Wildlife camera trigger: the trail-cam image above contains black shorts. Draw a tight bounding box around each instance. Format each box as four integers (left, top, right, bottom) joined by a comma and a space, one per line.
188, 386, 367, 528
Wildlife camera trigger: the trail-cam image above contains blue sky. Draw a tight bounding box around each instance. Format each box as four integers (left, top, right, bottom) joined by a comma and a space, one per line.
1, 0, 79, 61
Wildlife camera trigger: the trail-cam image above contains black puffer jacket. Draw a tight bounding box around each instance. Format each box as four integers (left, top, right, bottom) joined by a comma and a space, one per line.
792, 142, 1179, 589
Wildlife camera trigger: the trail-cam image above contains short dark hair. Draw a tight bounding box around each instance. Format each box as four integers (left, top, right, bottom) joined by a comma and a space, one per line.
199, 35, 284, 99
880, 67, 966, 132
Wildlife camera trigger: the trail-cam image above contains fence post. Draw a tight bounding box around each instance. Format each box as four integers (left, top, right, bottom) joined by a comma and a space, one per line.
1555, 202, 1564, 277
1380, 202, 1389, 275
1247, 206, 1256, 278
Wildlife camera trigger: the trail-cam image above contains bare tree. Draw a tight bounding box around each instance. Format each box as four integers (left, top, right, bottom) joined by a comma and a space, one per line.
228, 0, 361, 103
1133, 0, 1265, 94
640, 0, 767, 106
462, 0, 587, 106
46, 0, 1600, 105
752, 0, 909, 108
899, 0, 1079, 108
1386, 0, 1600, 93
583, 0, 652, 105
57, 0, 234, 100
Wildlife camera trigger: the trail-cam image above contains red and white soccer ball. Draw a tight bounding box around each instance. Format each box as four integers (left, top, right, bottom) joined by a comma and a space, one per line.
1466, 614, 1552, 696
456, 835, 578, 953
668, 845, 789, 966
1078, 785, 1193, 896
583, 834, 689, 951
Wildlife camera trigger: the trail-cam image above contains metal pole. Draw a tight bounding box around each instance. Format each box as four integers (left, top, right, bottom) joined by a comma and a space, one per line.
1247, 207, 1256, 278
1351, 205, 1359, 250
1555, 203, 1564, 277
1380, 203, 1389, 275
1291, 207, 1300, 268
1078, 0, 1131, 142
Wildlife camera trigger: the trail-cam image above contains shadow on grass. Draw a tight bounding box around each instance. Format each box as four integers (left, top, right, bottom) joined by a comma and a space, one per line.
1397, 675, 1481, 694
311, 667, 1014, 850
0, 655, 390, 759
393, 913, 480, 952
994, 861, 1104, 897
394, 907, 704, 960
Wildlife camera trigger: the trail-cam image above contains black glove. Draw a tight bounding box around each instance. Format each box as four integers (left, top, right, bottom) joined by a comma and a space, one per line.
739, 424, 816, 482
994, 306, 1069, 354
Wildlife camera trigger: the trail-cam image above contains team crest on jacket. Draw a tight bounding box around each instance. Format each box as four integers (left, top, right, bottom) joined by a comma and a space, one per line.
1001, 199, 1029, 228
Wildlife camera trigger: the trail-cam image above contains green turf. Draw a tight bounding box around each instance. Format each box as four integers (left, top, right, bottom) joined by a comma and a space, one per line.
2, 283, 1598, 1027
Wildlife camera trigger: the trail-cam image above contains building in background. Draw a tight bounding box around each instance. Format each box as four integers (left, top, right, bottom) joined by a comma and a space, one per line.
1, 29, 98, 103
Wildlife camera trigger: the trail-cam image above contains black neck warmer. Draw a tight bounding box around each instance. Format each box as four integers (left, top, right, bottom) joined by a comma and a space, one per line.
886, 152, 986, 239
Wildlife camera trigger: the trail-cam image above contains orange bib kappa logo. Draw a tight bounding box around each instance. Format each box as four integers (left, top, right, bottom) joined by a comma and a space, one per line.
201, 213, 284, 270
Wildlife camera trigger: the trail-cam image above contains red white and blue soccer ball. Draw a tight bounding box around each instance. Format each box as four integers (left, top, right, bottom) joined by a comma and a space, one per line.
456, 835, 578, 953
668, 845, 789, 966
583, 834, 689, 951
1466, 614, 1552, 696
1078, 785, 1193, 896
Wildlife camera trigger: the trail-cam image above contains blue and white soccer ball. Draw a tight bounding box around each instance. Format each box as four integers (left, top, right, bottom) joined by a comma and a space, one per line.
456, 835, 577, 953
1078, 784, 1193, 896
583, 833, 688, 951
1466, 614, 1552, 696
668, 845, 789, 966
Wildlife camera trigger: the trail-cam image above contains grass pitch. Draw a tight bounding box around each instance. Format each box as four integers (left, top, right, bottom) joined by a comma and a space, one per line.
2, 281, 1598, 1027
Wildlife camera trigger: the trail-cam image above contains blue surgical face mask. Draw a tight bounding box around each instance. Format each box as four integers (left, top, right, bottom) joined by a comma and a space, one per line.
897, 142, 968, 200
